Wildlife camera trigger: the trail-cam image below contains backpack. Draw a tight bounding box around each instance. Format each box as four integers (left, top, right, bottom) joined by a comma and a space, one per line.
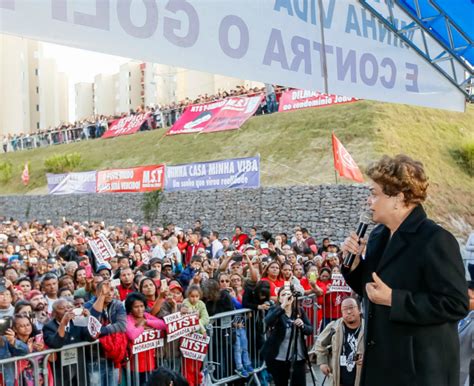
99, 332, 129, 368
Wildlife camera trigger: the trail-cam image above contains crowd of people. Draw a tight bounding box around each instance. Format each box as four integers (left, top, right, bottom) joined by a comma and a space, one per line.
1, 83, 285, 154
0, 216, 353, 386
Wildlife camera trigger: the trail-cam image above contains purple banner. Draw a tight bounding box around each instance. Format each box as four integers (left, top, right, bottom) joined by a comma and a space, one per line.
47, 171, 97, 195
164, 156, 260, 192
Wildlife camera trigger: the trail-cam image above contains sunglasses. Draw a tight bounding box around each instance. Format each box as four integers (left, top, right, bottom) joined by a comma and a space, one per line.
220, 279, 230, 283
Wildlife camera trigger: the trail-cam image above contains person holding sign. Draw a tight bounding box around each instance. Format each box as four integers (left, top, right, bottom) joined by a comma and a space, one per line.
181, 285, 209, 386
125, 292, 166, 383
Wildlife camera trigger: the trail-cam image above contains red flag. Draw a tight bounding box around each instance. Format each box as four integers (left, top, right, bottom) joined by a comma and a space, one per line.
332, 133, 364, 183
21, 163, 29, 185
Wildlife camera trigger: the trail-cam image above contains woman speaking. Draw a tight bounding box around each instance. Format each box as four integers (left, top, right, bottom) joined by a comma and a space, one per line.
341, 154, 468, 386
261, 285, 312, 386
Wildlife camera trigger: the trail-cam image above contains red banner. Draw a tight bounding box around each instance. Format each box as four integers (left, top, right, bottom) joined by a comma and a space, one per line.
96, 165, 165, 193
102, 113, 150, 138
167, 96, 262, 136
278, 90, 358, 112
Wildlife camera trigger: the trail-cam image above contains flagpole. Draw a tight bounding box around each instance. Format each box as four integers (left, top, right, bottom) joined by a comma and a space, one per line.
331, 131, 338, 184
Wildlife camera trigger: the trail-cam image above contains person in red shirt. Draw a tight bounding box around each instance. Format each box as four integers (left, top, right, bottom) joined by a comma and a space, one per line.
260, 260, 285, 300
185, 233, 203, 266
117, 267, 135, 301
232, 226, 249, 251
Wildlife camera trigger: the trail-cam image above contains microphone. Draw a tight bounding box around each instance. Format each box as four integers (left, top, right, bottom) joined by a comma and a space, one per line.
343, 210, 372, 268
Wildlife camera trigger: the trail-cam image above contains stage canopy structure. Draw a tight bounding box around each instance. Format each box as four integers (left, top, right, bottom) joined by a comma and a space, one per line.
359, 0, 473, 103
1, 0, 472, 111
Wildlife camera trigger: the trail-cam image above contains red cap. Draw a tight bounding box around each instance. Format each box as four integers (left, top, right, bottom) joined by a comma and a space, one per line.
26, 290, 42, 301
169, 282, 183, 293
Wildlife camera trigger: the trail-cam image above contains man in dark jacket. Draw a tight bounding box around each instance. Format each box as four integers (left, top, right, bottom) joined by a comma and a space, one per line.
341, 155, 469, 386
43, 299, 95, 386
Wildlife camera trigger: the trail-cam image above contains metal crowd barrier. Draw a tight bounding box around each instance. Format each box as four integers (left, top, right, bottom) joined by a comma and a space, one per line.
0, 292, 346, 386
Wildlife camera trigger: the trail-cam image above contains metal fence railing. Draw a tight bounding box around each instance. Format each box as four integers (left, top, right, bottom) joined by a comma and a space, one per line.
0, 291, 350, 386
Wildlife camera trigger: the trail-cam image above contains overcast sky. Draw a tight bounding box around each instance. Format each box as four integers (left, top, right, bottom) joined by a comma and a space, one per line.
42, 41, 130, 120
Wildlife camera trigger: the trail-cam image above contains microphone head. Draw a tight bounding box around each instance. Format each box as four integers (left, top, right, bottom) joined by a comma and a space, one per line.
359, 210, 373, 224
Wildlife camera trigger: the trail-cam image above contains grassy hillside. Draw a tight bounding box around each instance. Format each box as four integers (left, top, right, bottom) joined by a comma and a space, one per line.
1, 101, 473, 237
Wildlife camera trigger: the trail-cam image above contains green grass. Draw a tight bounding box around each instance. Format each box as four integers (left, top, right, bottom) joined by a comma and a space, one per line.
1, 100, 473, 236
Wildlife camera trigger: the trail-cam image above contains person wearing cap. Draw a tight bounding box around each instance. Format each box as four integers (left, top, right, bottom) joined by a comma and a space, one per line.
8, 255, 22, 274
222, 237, 234, 253
26, 290, 48, 329
96, 264, 112, 280
162, 262, 174, 280
149, 257, 163, 273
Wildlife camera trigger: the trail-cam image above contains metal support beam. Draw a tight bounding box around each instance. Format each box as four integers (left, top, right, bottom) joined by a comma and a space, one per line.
358, 0, 473, 102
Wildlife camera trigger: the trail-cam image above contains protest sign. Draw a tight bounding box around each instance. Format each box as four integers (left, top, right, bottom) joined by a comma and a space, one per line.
328, 274, 352, 293
88, 233, 116, 264
96, 164, 165, 193
163, 312, 200, 342
102, 113, 150, 138
180, 333, 210, 362
167, 95, 261, 135
87, 316, 102, 337
47, 171, 97, 195
278, 90, 358, 112
132, 329, 164, 354
164, 156, 260, 192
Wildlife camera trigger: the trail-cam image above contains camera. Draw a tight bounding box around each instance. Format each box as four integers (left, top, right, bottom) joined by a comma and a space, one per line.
232, 253, 243, 263
0, 317, 12, 335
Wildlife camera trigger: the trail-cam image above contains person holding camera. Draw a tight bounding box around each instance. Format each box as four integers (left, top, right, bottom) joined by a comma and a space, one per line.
261, 285, 313, 386
314, 297, 364, 386
0, 317, 29, 386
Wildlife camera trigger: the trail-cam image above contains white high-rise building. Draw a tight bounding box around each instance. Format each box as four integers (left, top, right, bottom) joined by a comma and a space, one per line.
141, 63, 177, 107
38, 57, 69, 129
75, 82, 93, 121
0, 34, 40, 135
176, 68, 215, 101
94, 73, 116, 116
118, 61, 141, 114
0, 34, 69, 136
